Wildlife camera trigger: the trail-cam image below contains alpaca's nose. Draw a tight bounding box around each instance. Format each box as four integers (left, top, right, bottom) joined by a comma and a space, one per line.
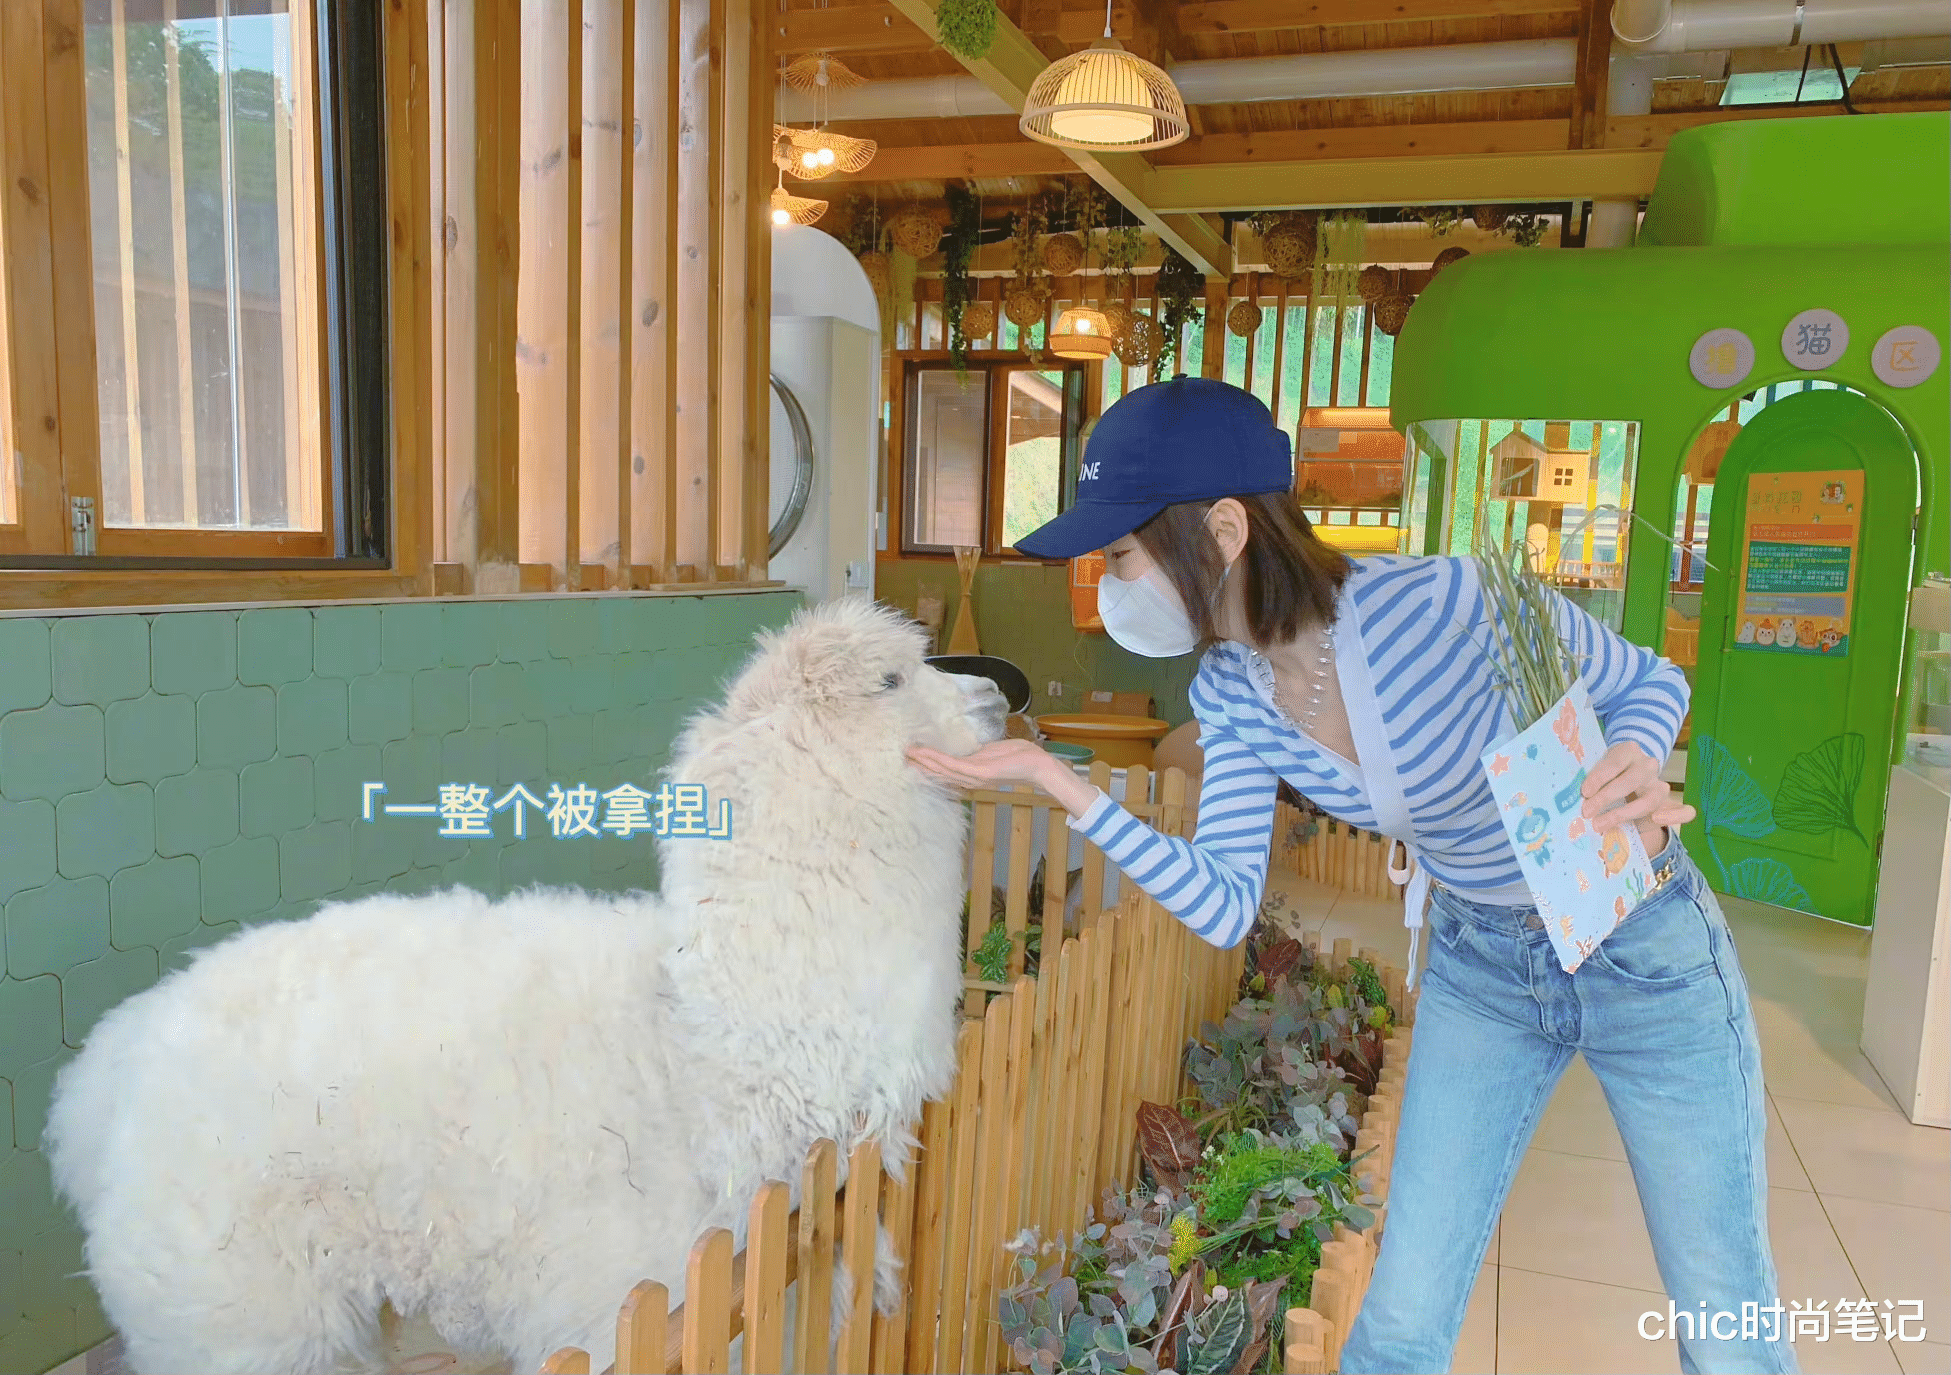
970, 686, 1009, 740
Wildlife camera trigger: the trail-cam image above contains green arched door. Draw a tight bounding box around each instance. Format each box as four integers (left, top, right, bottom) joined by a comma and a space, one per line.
1682, 389, 1918, 924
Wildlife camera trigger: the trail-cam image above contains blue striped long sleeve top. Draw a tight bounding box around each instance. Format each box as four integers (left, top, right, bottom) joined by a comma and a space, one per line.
1072, 554, 1691, 949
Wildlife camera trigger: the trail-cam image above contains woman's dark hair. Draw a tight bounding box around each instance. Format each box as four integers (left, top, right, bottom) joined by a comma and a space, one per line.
1133, 491, 1352, 650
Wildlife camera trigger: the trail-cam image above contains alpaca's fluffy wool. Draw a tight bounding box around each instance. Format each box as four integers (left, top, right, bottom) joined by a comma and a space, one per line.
46, 597, 1006, 1375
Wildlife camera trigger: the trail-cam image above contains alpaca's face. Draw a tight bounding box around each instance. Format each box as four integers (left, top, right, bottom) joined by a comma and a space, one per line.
901, 666, 1009, 756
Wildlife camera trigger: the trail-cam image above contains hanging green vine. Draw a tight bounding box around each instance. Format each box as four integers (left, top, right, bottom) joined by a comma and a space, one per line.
1154, 246, 1205, 377
935, 0, 1000, 62
1504, 212, 1550, 248
942, 182, 982, 370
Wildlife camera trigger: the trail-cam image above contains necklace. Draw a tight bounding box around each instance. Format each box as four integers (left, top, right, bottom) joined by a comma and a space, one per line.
1252, 625, 1336, 735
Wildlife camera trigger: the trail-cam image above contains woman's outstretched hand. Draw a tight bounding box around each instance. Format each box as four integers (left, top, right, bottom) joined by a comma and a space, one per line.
906, 740, 1103, 818
1582, 740, 1696, 857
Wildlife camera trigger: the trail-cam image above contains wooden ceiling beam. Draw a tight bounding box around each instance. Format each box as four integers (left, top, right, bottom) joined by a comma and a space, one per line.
827, 101, 1951, 186
1173, 0, 1576, 35
774, 0, 1133, 56
1146, 146, 1665, 212
882, 0, 1234, 276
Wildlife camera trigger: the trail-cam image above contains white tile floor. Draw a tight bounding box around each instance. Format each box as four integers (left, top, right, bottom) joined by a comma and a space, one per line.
1273, 867, 1951, 1375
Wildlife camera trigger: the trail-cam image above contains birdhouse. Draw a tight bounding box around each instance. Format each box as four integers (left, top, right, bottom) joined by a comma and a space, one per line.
1490, 431, 1548, 499
1686, 419, 1742, 485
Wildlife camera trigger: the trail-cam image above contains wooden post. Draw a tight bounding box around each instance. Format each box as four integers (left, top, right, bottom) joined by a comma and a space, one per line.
1284, 1308, 1333, 1374
682, 1227, 735, 1375
793, 1141, 837, 1375
835, 1141, 881, 1373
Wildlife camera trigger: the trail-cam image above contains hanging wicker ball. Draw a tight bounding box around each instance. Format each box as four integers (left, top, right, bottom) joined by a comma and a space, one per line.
1473, 205, 1508, 232
858, 250, 892, 295
1114, 312, 1164, 367
1226, 298, 1263, 338
1431, 246, 1470, 273
1099, 300, 1132, 340
1041, 233, 1085, 276
1261, 215, 1318, 280
1003, 284, 1048, 328
959, 301, 997, 340
1373, 293, 1414, 337
888, 206, 943, 259
1357, 264, 1394, 304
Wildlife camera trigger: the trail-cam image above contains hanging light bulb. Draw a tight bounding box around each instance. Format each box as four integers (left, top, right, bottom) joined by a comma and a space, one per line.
1021, 0, 1188, 151
770, 171, 827, 227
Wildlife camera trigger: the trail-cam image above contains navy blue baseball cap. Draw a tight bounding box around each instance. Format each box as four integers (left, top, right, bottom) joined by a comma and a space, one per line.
1014, 376, 1293, 560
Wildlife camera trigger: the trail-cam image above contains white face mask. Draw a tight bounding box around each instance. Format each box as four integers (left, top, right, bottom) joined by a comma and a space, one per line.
1097, 569, 1199, 658
1097, 561, 1233, 658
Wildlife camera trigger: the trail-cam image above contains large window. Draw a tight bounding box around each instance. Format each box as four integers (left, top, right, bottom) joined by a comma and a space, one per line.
1, 0, 386, 567
901, 360, 1086, 557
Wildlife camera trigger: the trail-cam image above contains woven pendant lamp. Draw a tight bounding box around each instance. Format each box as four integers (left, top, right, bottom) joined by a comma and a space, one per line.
1020, 0, 1188, 151
770, 171, 827, 227
1050, 305, 1114, 359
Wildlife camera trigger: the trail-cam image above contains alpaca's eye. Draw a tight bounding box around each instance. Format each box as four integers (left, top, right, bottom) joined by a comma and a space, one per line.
881, 671, 903, 691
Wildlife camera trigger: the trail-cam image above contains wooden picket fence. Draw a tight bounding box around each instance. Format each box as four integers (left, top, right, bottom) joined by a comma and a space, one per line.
1274, 800, 1401, 902
538, 932, 1418, 1375
960, 763, 1192, 1013
537, 782, 1422, 1375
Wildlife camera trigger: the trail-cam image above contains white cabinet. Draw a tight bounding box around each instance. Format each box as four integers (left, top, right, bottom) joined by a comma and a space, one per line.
1860, 758, 1950, 1128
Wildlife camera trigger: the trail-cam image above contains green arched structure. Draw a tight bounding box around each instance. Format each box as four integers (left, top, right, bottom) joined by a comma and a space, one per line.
1387, 111, 1950, 922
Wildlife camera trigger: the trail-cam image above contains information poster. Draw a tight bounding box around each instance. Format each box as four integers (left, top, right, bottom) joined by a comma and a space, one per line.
1734, 469, 1861, 657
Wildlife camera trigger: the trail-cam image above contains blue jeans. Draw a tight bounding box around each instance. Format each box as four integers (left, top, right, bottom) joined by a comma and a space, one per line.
1340, 835, 1796, 1374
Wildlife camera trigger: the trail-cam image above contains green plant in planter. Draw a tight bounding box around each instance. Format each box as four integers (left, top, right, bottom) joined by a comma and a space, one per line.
1153, 246, 1204, 375
935, 0, 1000, 62
942, 182, 982, 370
1398, 205, 1463, 237
1503, 211, 1550, 248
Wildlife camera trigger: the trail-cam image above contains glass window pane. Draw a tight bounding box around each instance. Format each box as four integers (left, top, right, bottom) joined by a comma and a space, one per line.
84, 0, 318, 531
905, 370, 986, 549
1000, 369, 1064, 549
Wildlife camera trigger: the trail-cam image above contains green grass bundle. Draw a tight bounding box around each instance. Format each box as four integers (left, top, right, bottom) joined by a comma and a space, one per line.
1472, 520, 1578, 730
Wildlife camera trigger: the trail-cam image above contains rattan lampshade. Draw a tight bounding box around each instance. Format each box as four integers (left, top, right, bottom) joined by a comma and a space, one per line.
1050, 305, 1115, 360
770, 182, 827, 227
773, 124, 877, 180
1020, 40, 1189, 151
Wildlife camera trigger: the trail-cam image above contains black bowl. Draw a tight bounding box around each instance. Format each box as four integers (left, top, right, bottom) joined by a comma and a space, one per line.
924, 654, 1032, 715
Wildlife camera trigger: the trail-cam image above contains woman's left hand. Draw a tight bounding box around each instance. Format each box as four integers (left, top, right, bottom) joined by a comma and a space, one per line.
1582, 741, 1696, 856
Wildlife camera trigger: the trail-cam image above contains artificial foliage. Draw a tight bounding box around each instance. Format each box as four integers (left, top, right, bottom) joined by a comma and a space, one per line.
935, 0, 1000, 61
996, 924, 1390, 1374
1153, 246, 1205, 376
942, 182, 983, 370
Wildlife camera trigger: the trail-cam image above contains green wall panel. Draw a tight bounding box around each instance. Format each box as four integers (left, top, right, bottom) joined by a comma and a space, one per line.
0, 588, 801, 1374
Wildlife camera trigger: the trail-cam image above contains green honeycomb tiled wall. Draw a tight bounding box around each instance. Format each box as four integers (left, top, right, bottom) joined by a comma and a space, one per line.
0, 589, 800, 1374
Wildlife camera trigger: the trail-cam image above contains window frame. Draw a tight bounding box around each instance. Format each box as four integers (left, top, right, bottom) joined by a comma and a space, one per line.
895, 353, 1088, 561
0, 0, 393, 576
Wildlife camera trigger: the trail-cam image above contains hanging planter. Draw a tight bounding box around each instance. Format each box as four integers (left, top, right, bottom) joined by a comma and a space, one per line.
960, 300, 998, 340
858, 249, 892, 296
1114, 311, 1163, 367
1004, 284, 1049, 328
1357, 264, 1393, 304
942, 183, 982, 367
1153, 246, 1204, 375
1099, 299, 1132, 340
889, 205, 943, 259
1041, 232, 1086, 276
1227, 275, 1263, 339
1259, 212, 1317, 280
1374, 293, 1413, 337
1473, 204, 1508, 232
1431, 245, 1470, 273
935, 0, 1000, 62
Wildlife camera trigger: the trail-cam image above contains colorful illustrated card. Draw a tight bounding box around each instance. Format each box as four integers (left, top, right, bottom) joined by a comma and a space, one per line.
1480, 682, 1656, 974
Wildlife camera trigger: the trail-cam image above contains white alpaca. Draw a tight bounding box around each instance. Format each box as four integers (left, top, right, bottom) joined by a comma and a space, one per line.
45, 597, 1007, 1375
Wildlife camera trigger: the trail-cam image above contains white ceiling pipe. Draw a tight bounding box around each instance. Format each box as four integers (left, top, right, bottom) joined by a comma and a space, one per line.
1612, 0, 1949, 52
777, 40, 1597, 122
776, 76, 1012, 124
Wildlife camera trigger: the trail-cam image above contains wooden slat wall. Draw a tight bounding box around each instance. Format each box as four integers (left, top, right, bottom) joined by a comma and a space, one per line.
433, 0, 773, 593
